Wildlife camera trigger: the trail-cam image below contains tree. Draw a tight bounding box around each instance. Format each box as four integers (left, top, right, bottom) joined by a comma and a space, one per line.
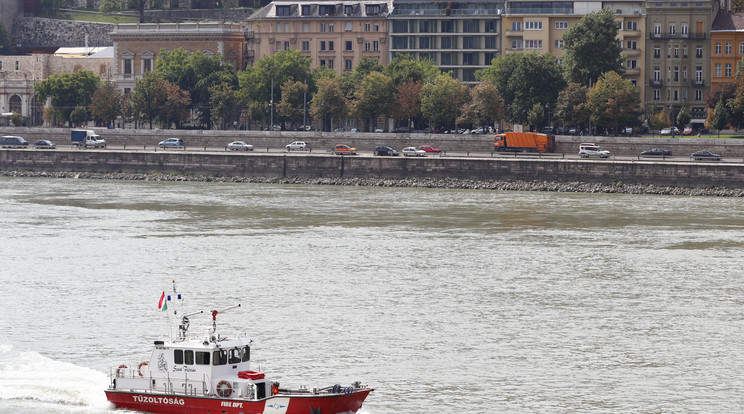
341, 56, 384, 98
526, 102, 546, 130
276, 79, 308, 129
586, 71, 641, 134
391, 80, 423, 130
711, 98, 728, 136
350, 71, 393, 131
563, 8, 625, 86
478, 52, 565, 124
676, 103, 692, 130
70, 106, 89, 127
34, 70, 101, 126
554, 83, 590, 129
384, 54, 439, 86
209, 82, 237, 130
128, 73, 190, 129
650, 109, 671, 132
310, 77, 347, 131
0, 22, 13, 55
421, 73, 468, 129
458, 81, 505, 129
89, 82, 123, 127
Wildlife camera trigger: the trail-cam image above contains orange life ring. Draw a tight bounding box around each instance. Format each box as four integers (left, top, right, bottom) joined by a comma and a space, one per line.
116, 365, 127, 378
216, 380, 233, 398
138, 362, 148, 377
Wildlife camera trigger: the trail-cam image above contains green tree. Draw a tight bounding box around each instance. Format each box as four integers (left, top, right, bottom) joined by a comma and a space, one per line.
650, 109, 671, 133
458, 81, 505, 129
526, 102, 546, 129
477, 52, 565, 124
712, 98, 728, 136
421, 73, 468, 129
586, 71, 641, 134
70, 106, 89, 127
34, 70, 101, 126
554, 83, 590, 129
350, 71, 393, 131
128, 73, 191, 129
89, 82, 123, 127
238, 50, 312, 126
310, 77, 347, 131
341, 56, 384, 98
391, 80, 423, 130
276, 79, 308, 129
563, 8, 625, 86
209, 82, 237, 130
676, 103, 692, 130
0, 22, 13, 55
384, 54, 439, 86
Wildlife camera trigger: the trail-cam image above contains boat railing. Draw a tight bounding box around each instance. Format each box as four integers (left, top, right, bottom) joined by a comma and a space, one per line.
111, 366, 211, 397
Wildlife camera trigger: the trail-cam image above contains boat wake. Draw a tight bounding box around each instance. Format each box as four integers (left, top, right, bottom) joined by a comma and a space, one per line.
0, 344, 112, 411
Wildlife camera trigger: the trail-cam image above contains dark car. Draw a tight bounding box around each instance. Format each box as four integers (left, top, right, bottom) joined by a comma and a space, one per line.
34, 139, 56, 149
640, 148, 672, 157
691, 150, 721, 161
373, 146, 399, 156
392, 126, 410, 133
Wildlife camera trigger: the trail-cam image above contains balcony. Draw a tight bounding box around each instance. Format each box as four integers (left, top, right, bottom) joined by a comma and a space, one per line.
691, 80, 704, 86
649, 79, 662, 87
650, 32, 706, 40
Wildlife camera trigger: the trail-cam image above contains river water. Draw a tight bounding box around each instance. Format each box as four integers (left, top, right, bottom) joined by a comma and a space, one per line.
0, 177, 743, 413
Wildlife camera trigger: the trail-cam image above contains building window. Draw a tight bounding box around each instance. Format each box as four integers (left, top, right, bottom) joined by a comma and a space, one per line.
364, 22, 370, 32
345, 22, 352, 32
654, 67, 661, 81
555, 39, 564, 49
302, 41, 310, 51
626, 21, 637, 30
276, 5, 290, 16
345, 40, 352, 51
303, 23, 310, 32
524, 39, 542, 49
276, 23, 283, 33
275, 41, 282, 52
320, 23, 326, 33
511, 21, 521, 31
674, 66, 679, 81
683, 45, 688, 57
683, 66, 687, 80
463, 53, 476, 65
627, 40, 637, 50
419, 37, 430, 49
653, 89, 660, 100
485, 52, 496, 64
364, 41, 370, 51
329, 41, 334, 51
366, 4, 380, 15
726, 63, 732, 77
328, 59, 334, 69
463, 20, 478, 33
344, 5, 353, 15
627, 59, 637, 68
329, 23, 334, 32
715, 63, 721, 77
673, 47, 679, 57
123, 58, 132, 75
715, 42, 721, 54
696, 66, 703, 81
319, 5, 335, 15
373, 23, 379, 32
512, 40, 522, 50
673, 90, 678, 101
143, 58, 152, 73
441, 52, 452, 65
302, 5, 310, 15
392, 21, 408, 33
15, 61, 19, 70
681, 23, 688, 35
485, 37, 497, 49
0, 61, 3, 70
320, 41, 326, 51
695, 90, 702, 101
669, 24, 676, 35
525, 21, 542, 30
441, 37, 453, 49
555, 21, 568, 29
654, 24, 661, 35
654, 47, 660, 58
463, 36, 478, 49
485, 20, 498, 33
726, 42, 732, 54
373, 41, 379, 51
696, 46, 703, 58
345, 59, 353, 70
9, 95, 21, 113
320, 59, 326, 67
740, 42, 744, 55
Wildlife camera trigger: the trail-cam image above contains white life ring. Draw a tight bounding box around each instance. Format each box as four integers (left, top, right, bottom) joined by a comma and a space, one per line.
138, 362, 149, 377
217, 380, 233, 398
116, 365, 127, 378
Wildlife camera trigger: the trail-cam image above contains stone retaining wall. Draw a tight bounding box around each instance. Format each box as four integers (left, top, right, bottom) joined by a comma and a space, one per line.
13, 18, 113, 48
2, 149, 743, 189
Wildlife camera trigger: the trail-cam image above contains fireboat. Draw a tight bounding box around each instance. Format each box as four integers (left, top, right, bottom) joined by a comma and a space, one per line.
105, 281, 372, 414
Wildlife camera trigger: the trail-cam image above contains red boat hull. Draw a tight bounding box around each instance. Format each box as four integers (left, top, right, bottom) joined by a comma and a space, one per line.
105, 389, 372, 414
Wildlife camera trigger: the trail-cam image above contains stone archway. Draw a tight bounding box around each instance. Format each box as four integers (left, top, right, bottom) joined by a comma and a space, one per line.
9, 95, 22, 114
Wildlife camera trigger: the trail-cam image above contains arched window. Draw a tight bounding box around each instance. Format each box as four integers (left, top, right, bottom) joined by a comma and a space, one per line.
9, 95, 22, 114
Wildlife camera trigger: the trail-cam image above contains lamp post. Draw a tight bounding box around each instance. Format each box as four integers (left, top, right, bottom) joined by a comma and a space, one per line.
670, 105, 675, 138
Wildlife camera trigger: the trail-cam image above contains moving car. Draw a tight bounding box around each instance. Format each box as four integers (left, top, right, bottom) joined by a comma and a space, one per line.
691, 150, 721, 161
332, 144, 357, 155
578, 143, 611, 158
418, 145, 442, 153
402, 147, 426, 157
286, 141, 308, 151
227, 141, 254, 151
640, 148, 672, 157
34, 139, 56, 149
659, 127, 680, 136
373, 146, 399, 156
158, 138, 184, 148
0, 136, 28, 148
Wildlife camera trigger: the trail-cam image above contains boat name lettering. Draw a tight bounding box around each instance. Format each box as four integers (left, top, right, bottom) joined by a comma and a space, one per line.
221, 401, 244, 408
132, 395, 185, 405
172, 366, 197, 373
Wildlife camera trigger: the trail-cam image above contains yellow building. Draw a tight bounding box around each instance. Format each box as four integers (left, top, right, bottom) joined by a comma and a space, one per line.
710, 11, 744, 93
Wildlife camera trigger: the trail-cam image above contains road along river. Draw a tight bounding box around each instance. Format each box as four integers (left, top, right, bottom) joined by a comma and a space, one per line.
1, 177, 743, 413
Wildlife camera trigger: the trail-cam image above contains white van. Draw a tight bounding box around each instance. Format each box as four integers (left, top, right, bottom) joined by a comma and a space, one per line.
578, 143, 611, 159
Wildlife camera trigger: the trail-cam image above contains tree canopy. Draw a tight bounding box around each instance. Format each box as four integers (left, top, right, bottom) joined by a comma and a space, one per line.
586, 71, 641, 133
563, 8, 625, 86
421, 73, 468, 128
34, 70, 100, 126
384, 54, 439, 86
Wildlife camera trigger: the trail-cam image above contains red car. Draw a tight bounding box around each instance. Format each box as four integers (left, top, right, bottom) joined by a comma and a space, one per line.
418, 145, 442, 153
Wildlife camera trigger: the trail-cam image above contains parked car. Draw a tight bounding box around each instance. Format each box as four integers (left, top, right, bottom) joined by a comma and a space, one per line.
566, 128, 578, 135
659, 127, 680, 136
373, 146, 399, 156
374, 128, 386, 133
418, 145, 442, 154
332, 144, 357, 155
264, 125, 281, 131
640, 148, 672, 157
578, 143, 611, 158
227, 141, 254, 151
691, 150, 721, 161
392, 126, 410, 133
158, 138, 184, 148
333, 127, 346, 132
349, 128, 359, 133
402, 147, 426, 157
682, 127, 694, 135
286, 141, 309, 151
34, 139, 56, 149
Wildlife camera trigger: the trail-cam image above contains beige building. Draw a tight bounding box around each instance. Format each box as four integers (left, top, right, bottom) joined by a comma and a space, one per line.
246, 1, 392, 75
0, 51, 113, 125
109, 22, 247, 93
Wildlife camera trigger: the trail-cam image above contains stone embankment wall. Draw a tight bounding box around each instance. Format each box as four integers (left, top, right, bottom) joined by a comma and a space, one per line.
13, 18, 113, 47
2, 149, 744, 189
2, 127, 744, 157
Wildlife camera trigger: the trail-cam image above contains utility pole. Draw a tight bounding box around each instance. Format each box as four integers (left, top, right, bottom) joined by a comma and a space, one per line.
270, 78, 274, 129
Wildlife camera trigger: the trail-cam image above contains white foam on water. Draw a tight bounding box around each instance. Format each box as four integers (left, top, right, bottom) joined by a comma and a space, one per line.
0, 344, 113, 411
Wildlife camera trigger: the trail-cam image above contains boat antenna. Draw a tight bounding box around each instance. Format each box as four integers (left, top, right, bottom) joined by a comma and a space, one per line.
210, 304, 241, 336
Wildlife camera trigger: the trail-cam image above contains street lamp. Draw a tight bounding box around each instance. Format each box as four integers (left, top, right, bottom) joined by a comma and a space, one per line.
670, 105, 675, 138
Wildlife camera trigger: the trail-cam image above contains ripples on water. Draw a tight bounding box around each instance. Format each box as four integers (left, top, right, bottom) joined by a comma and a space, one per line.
1, 177, 743, 413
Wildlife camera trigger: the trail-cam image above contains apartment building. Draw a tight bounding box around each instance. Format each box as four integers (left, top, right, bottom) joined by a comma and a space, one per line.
109, 22, 246, 93
644, 0, 714, 126
710, 11, 744, 94
246, 1, 392, 75
387, 0, 504, 83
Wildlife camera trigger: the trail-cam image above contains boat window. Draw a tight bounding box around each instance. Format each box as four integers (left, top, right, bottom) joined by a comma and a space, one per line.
213, 350, 227, 366
242, 346, 250, 362
195, 351, 210, 365
228, 348, 241, 364
185, 350, 194, 365
174, 349, 184, 364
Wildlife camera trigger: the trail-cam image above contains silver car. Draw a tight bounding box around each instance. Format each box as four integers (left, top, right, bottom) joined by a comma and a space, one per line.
227, 141, 254, 151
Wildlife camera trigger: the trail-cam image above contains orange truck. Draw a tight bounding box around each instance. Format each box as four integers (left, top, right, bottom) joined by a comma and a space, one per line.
494, 132, 555, 153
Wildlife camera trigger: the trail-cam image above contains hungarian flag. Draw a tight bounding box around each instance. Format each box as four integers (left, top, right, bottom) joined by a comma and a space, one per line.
158, 291, 167, 311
